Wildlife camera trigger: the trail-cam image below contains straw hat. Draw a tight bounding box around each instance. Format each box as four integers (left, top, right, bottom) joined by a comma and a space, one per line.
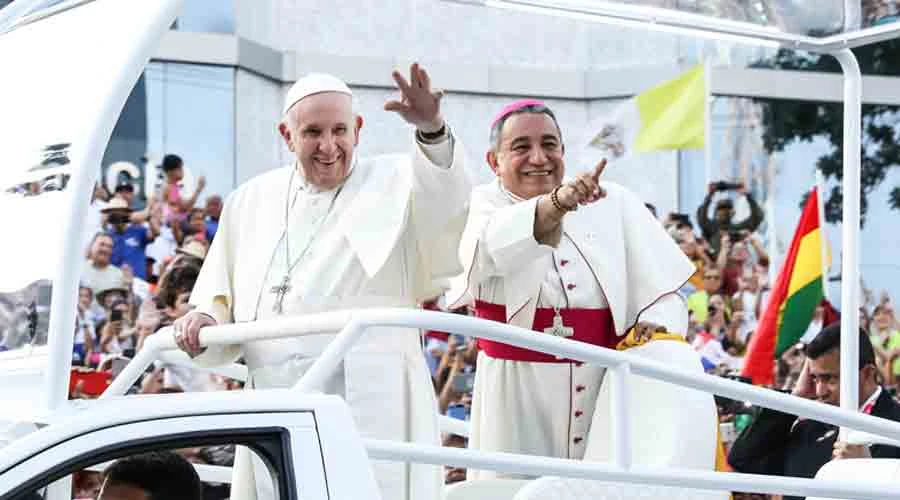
101, 196, 133, 213
176, 240, 207, 260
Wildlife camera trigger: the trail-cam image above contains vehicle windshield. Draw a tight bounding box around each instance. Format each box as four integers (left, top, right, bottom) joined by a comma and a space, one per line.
500, 0, 898, 37
0, 0, 88, 34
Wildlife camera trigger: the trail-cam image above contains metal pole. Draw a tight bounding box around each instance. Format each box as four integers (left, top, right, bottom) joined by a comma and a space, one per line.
109, 306, 900, 440
155, 307, 900, 440
703, 59, 713, 185
101, 340, 164, 398
294, 319, 366, 393
610, 363, 632, 469
832, 48, 862, 438
843, 0, 862, 32
766, 153, 778, 286
39, 0, 185, 413
42, 174, 94, 411
364, 439, 900, 500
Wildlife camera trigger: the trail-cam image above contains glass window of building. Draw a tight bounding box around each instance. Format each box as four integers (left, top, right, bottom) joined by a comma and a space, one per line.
102, 62, 236, 209
172, 0, 234, 33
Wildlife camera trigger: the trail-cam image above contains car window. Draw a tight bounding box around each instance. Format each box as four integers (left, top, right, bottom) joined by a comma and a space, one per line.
15, 440, 282, 500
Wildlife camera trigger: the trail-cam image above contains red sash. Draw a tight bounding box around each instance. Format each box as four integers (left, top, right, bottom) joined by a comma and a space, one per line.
474, 300, 615, 363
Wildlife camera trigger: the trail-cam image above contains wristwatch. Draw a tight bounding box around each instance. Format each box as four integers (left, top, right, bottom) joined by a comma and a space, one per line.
416, 122, 448, 144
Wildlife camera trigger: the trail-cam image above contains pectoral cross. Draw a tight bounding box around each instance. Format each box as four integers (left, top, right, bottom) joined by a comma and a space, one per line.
270, 275, 292, 314
544, 311, 574, 338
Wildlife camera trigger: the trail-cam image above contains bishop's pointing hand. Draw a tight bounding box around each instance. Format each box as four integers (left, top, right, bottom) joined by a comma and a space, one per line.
555, 159, 608, 211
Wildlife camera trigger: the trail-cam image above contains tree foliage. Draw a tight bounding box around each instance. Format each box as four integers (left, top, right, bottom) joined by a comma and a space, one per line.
753, 40, 900, 225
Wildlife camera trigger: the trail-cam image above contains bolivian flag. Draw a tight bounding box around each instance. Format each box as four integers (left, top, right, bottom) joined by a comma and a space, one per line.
583, 64, 705, 160
742, 187, 827, 385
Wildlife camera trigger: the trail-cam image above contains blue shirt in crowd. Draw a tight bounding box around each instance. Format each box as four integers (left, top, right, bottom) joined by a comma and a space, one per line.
206, 217, 219, 243
110, 225, 150, 279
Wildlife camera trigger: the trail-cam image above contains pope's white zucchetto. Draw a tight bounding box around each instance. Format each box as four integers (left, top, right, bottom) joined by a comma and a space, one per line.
282, 73, 353, 115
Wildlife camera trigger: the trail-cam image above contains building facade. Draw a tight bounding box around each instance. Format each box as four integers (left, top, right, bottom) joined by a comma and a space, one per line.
99, 0, 900, 302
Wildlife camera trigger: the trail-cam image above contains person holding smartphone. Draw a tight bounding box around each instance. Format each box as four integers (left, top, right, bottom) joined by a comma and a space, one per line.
696, 181, 764, 259
98, 299, 129, 357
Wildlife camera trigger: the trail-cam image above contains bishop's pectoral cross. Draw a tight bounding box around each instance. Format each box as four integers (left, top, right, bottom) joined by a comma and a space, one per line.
544, 311, 574, 338
270, 275, 292, 314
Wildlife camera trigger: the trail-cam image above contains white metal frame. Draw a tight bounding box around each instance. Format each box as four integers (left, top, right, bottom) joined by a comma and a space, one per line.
30, 0, 187, 413
101, 309, 900, 499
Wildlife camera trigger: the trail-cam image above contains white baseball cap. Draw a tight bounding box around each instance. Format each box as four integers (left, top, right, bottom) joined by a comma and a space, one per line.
282, 73, 352, 115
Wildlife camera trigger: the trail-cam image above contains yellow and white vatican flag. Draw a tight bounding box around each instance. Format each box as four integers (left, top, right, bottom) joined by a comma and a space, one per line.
583, 64, 706, 160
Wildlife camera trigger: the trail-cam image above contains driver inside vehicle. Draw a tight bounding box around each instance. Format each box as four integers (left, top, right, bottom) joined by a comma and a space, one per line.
96, 451, 201, 500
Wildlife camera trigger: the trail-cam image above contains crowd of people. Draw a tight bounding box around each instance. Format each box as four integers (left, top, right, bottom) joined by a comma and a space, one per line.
44, 65, 900, 500
664, 181, 900, 398
66, 154, 239, 499
664, 182, 900, 500
72, 153, 222, 387
61, 166, 900, 498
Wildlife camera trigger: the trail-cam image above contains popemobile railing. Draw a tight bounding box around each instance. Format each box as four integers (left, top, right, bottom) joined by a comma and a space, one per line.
101, 308, 900, 499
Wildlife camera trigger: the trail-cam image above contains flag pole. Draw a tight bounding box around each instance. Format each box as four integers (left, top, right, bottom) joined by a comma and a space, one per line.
703, 59, 713, 186
815, 169, 831, 301
766, 153, 778, 286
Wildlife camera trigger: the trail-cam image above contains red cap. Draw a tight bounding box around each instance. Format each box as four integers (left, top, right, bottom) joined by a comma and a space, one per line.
490, 98, 547, 129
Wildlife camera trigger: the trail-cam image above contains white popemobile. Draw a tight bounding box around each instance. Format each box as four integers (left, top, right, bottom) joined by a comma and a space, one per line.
1, 1, 900, 500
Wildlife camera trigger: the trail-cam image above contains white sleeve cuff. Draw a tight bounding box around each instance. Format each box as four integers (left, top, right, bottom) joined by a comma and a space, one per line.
484, 196, 554, 274
636, 293, 689, 335
415, 131, 454, 168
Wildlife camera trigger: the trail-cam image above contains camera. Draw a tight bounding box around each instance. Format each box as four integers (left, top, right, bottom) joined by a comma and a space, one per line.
713, 181, 743, 192
728, 230, 747, 243
110, 309, 123, 322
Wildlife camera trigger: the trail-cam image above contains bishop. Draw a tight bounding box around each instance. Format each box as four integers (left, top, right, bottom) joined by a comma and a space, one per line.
453, 99, 718, 480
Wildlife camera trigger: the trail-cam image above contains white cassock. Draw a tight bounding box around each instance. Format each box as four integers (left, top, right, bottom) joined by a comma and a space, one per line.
188, 132, 471, 500
454, 179, 718, 479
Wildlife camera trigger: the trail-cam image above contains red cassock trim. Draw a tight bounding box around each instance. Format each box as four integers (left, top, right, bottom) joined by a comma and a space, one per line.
474, 300, 615, 363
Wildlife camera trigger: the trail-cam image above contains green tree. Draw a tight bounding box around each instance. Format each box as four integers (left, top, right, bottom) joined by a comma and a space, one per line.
754, 40, 900, 225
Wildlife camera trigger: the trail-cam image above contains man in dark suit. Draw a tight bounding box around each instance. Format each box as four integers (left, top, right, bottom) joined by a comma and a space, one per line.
728, 322, 900, 500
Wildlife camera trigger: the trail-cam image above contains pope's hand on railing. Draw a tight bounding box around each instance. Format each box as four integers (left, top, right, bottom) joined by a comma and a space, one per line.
173, 311, 217, 356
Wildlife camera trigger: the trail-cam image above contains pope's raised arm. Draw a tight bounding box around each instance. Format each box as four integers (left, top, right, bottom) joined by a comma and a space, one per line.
384, 64, 471, 247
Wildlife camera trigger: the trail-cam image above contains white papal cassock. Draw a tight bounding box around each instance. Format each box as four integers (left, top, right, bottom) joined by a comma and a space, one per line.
453, 179, 717, 479
188, 133, 471, 500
